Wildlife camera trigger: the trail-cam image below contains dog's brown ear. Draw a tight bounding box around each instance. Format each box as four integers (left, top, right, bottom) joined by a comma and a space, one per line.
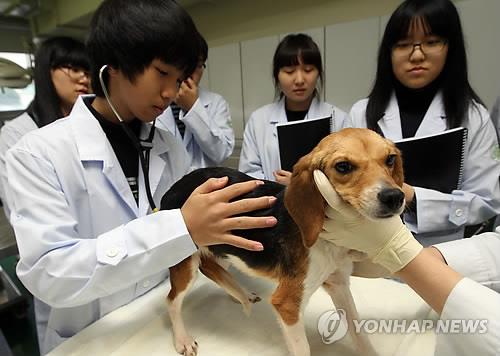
393, 148, 405, 187
285, 151, 326, 248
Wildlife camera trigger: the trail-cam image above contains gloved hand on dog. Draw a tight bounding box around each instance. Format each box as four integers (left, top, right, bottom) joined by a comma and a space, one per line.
313, 170, 423, 273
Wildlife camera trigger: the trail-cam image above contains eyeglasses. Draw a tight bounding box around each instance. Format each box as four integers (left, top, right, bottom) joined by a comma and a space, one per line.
392, 38, 447, 58
59, 65, 90, 81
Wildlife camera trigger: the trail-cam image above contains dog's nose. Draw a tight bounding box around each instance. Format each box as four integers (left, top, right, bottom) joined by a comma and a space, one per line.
377, 188, 405, 211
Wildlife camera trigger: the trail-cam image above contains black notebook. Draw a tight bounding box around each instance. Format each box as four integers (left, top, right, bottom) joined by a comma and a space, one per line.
277, 116, 332, 171
394, 127, 468, 194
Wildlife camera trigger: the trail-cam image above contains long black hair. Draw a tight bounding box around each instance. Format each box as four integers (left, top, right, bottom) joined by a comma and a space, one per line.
366, 0, 483, 132
272, 33, 324, 99
87, 0, 200, 97
27, 36, 89, 128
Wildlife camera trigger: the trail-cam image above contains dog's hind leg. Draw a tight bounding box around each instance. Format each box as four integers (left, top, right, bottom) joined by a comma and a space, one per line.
199, 254, 260, 316
167, 254, 200, 356
271, 278, 310, 356
323, 270, 378, 356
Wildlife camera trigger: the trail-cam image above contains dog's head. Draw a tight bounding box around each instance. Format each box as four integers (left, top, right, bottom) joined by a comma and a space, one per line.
285, 128, 405, 248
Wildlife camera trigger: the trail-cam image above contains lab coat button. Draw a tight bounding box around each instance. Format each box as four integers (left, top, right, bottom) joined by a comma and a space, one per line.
106, 248, 119, 258
142, 280, 150, 288
455, 209, 463, 217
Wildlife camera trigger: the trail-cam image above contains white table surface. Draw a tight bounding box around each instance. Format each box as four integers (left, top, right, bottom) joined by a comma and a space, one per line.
48, 270, 437, 356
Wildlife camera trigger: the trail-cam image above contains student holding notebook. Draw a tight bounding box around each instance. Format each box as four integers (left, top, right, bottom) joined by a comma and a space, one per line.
239, 33, 350, 185
349, 0, 500, 245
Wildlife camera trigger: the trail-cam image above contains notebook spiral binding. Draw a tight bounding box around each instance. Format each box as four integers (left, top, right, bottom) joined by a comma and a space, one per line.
456, 128, 469, 190
330, 106, 335, 132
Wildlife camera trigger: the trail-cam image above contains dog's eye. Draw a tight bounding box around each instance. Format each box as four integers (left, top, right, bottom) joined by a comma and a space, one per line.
335, 161, 353, 174
386, 154, 397, 167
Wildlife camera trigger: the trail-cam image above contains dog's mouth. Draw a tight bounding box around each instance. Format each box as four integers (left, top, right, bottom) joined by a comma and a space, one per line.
346, 188, 405, 220
374, 211, 400, 219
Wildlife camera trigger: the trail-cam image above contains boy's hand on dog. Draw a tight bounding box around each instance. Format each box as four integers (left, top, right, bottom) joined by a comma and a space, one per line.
313, 170, 423, 273
181, 177, 277, 251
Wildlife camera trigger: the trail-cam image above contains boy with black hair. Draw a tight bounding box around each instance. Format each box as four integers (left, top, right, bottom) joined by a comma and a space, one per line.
157, 32, 235, 169
5, 0, 276, 354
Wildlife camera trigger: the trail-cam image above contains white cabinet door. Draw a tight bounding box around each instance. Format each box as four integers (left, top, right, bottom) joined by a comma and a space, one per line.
325, 17, 380, 112
241, 35, 279, 124
207, 43, 244, 140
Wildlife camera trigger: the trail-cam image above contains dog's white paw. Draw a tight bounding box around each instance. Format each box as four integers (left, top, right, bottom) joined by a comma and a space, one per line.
175, 335, 198, 356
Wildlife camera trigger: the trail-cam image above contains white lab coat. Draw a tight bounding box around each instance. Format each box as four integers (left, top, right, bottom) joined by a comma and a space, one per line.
491, 95, 500, 140
433, 227, 500, 356
0, 111, 38, 218
350, 93, 500, 245
5, 96, 197, 355
156, 88, 235, 170
239, 97, 350, 181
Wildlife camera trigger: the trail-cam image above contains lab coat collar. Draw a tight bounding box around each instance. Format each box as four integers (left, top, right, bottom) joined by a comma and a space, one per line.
269, 96, 322, 124
270, 96, 323, 137
70, 96, 169, 217
377, 91, 447, 140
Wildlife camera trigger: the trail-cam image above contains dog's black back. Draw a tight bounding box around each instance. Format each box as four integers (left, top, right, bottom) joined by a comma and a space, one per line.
161, 167, 305, 275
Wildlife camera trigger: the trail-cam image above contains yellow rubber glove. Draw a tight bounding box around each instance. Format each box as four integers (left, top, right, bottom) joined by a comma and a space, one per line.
313, 170, 423, 273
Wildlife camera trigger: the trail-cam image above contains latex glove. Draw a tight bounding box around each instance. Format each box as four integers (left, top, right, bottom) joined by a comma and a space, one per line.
352, 260, 392, 278
313, 170, 423, 273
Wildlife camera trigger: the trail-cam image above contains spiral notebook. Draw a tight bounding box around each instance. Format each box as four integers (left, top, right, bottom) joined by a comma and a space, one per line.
277, 116, 332, 171
395, 127, 468, 193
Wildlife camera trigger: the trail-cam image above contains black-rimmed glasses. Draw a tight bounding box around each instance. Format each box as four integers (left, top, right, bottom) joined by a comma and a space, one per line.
392, 38, 447, 58
59, 65, 90, 81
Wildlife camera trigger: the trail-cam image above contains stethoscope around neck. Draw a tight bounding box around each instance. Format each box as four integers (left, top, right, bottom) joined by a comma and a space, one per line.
98, 64, 159, 213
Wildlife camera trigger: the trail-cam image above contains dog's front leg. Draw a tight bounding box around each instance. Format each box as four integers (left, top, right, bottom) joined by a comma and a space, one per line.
271, 278, 310, 356
323, 270, 378, 356
167, 254, 200, 356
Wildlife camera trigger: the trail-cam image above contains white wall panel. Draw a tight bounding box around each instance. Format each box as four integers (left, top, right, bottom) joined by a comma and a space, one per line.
241, 35, 279, 123
199, 63, 210, 89
457, 0, 500, 109
325, 17, 380, 112
207, 43, 244, 140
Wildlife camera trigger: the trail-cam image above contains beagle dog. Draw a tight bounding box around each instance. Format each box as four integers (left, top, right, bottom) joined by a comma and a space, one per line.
162, 128, 405, 356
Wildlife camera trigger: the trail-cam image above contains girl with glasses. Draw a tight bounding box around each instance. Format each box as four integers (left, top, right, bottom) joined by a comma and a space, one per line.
0, 36, 90, 219
350, 0, 500, 246
239, 33, 350, 186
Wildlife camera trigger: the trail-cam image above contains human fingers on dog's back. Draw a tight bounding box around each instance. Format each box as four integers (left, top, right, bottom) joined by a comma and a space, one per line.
216, 179, 266, 202
221, 234, 266, 251
223, 215, 277, 232
192, 176, 229, 195
227, 196, 277, 216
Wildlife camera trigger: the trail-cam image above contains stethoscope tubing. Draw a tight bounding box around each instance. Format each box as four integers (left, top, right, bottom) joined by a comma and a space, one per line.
98, 65, 159, 212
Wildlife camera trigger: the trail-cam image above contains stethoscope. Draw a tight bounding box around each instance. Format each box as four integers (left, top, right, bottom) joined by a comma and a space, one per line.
98, 65, 159, 213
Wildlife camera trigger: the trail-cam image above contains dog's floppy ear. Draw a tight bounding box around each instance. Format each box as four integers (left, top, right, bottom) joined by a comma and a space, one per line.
285, 149, 326, 248
392, 147, 404, 187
